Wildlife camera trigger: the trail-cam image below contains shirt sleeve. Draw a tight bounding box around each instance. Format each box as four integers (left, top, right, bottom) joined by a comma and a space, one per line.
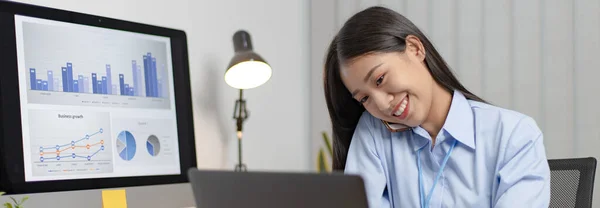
344, 113, 390, 208
493, 116, 551, 208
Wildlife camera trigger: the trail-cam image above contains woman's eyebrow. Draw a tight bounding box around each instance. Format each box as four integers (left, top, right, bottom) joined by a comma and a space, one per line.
351, 63, 383, 97
363, 63, 383, 83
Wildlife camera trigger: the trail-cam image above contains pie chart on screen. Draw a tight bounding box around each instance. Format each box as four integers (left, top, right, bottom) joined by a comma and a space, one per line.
146, 135, 160, 156
116, 130, 136, 161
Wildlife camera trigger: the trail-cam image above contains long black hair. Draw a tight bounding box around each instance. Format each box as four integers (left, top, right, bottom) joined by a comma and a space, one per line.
324, 6, 486, 171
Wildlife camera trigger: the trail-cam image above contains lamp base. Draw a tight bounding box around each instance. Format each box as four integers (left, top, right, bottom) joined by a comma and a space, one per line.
234, 163, 247, 172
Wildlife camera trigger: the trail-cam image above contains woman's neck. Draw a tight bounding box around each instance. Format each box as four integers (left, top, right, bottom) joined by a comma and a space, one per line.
421, 84, 453, 147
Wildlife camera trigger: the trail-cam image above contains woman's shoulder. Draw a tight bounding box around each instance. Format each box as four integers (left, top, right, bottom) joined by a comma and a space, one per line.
467, 100, 542, 138
346, 111, 387, 158
356, 110, 392, 133
353, 111, 391, 143
468, 100, 534, 121
355, 110, 379, 133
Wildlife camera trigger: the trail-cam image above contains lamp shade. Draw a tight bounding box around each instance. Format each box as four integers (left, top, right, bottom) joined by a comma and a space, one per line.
225, 30, 272, 89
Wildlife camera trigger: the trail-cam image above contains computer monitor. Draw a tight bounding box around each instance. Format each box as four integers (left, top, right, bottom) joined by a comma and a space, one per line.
0, 1, 196, 194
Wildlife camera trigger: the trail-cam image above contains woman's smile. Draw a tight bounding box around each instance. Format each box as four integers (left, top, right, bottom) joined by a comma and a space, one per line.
391, 94, 409, 120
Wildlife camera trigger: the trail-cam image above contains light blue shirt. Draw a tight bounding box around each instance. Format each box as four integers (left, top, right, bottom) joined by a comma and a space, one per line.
345, 90, 551, 208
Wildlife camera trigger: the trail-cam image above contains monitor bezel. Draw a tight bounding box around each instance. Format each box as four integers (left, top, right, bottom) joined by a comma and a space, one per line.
0, 1, 197, 194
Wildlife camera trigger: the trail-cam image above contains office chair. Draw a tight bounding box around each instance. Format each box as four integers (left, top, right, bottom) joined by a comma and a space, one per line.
549, 157, 597, 208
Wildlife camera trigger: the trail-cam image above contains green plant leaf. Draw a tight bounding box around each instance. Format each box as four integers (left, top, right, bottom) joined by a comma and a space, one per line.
19, 196, 28, 205
317, 148, 330, 173
3, 202, 12, 208
0, 192, 4, 196
9, 197, 17, 206
321, 132, 333, 157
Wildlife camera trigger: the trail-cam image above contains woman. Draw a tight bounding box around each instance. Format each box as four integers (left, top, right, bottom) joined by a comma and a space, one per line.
323, 6, 550, 208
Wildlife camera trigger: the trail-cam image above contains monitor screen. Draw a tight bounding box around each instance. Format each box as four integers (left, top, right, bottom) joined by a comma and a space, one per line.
0, 1, 196, 194
14, 15, 181, 182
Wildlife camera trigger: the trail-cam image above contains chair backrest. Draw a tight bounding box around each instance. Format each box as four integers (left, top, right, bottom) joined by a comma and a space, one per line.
549, 157, 597, 208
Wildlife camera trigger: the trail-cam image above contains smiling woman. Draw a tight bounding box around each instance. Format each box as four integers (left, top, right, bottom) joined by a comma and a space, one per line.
324, 6, 484, 169
323, 6, 551, 208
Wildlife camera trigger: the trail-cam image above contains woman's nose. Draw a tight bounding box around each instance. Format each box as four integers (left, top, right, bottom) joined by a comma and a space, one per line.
373, 93, 394, 112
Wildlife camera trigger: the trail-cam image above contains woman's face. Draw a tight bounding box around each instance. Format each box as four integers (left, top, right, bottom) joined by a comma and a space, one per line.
339, 36, 434, 127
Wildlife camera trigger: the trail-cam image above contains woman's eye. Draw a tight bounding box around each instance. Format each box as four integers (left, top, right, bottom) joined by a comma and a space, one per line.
359, 96, 369, 103
376, 75, 384, 86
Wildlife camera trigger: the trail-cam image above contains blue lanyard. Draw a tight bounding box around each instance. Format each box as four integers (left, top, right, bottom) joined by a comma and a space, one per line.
417, 140, 458, 208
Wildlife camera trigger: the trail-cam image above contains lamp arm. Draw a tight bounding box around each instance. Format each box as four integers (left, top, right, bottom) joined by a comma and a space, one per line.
233, 98, 239, 119
234, 89, 248, 131
233, 89, 248, 172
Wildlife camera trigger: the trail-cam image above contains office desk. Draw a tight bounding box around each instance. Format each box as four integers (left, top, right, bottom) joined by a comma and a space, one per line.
0, 183, 195, 208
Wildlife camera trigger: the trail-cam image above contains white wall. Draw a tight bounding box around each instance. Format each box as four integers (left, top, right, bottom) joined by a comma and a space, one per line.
3, 0, 310, 207
311, 0, 600, 207
188, 0, 310, 172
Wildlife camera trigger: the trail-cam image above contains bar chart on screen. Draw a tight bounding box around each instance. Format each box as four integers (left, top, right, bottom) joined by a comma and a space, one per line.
27, 54, 168, 98
20, 20, 172, 109
25, 54, 170, 110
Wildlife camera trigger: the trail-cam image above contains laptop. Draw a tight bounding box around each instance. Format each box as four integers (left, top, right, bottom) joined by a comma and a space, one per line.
187, 168, 369, 208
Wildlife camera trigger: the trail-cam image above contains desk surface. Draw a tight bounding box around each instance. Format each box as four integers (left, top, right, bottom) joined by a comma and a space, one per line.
0, 183, 195, 208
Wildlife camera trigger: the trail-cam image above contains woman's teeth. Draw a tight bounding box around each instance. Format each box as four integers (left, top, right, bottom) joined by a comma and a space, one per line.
393, 98, 408, 116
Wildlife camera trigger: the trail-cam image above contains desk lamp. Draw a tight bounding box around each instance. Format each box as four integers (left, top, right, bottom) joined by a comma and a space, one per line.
225, 30, 272, 172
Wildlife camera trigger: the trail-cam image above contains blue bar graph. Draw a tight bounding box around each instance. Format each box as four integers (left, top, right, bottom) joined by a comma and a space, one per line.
106, 65, 112, 95
143, 55, 150, 97
61, 67, 68, 92
83, 77, 89, 93
92, 73, 98, 94
132, 61, 138, 96
66, 63, 73, 92
73, 80, 79, 93
119, 74, 125, 95
118, 73, 138, 96
150, 56, 157, 97
30, 68, 37, 90
141, 53, 162, 97
97, 80, 103, 94
124, 84, 130, 96
101, 76, 107, 94
47, 70, 54, 91
152, 57, 163, 97
136, 66, 143, 96
36, 79, 42, 90
78, 75, 84, 93
157, 80, 162, 98
27, 52, 168, 97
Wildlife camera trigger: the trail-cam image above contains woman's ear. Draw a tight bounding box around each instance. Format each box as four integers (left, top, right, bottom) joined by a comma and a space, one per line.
405, 35, 426, 62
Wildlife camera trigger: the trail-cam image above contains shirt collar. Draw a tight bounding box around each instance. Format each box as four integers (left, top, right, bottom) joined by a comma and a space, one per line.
410, 90, 476, 151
